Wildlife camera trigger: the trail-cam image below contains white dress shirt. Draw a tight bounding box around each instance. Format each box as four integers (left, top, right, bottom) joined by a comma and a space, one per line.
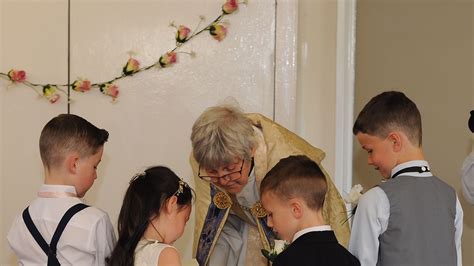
348, 160, 463, 266
292, 225, 332, 242
7, 184, 116, 265
461, 151, 474, 204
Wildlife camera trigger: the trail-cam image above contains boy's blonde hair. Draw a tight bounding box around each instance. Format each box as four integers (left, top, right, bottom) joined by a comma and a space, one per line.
191, 105, 256, 169
260, 155, 327, 211
39, 114, 109, 170
353, 91, 422, 146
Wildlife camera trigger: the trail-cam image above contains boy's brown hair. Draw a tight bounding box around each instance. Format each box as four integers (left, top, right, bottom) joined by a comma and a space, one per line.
260, 155, 327, 211
39, 114, 109, 170
353, 91, 422, 146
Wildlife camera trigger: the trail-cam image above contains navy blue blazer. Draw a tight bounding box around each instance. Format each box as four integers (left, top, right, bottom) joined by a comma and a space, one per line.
273, 230, 360, 266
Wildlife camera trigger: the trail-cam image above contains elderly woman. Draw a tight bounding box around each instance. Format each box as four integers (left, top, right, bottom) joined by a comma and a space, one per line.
190, 105, 349, 266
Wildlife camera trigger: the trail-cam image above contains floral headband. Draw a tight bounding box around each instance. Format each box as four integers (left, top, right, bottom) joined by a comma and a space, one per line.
174, 178, 189, 197
130, 170, 189, 197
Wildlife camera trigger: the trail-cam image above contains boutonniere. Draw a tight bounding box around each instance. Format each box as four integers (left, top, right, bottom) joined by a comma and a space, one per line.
261, 239, 289, 262
343, 184, 364, 224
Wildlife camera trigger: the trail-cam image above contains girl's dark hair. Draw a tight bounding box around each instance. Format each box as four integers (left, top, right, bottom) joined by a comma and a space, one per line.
107, 166, 193, 266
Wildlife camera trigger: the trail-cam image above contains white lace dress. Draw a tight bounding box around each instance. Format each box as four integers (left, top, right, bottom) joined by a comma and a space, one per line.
134, 239, 175, 266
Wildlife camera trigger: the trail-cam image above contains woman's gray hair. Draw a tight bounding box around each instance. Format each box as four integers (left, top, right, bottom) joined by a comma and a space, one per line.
191, 105, 256, 169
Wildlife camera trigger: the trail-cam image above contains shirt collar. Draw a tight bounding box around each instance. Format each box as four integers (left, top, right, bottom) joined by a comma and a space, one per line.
390, 160, 431, 178
292, 225, 332, 242
38, 184, 78, 198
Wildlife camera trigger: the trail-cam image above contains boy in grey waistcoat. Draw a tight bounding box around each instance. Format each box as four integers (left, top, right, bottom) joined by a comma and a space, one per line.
348, 91, 463, 266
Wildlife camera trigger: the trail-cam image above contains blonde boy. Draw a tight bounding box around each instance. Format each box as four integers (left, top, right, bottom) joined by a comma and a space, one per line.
7, 114, 116, 265
260, 155, 359, 266
349, 91, 463, 266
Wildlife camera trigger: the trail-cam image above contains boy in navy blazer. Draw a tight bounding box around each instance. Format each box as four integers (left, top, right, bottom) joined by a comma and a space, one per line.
260, 155, 359, 266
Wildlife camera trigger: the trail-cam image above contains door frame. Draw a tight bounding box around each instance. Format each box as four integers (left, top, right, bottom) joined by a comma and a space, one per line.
275, 0, 356, 195
335, 0, 356, 196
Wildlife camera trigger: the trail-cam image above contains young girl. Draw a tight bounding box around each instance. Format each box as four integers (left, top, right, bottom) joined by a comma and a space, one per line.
107, 166, 193, 266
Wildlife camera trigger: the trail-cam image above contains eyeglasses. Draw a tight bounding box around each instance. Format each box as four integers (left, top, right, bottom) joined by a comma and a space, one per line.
198, 160, 245, 182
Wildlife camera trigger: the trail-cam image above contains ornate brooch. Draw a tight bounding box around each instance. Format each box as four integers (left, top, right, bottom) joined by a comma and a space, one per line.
212, 191, 268, 218
250, 201, 268, 218
213, 191, 232, 209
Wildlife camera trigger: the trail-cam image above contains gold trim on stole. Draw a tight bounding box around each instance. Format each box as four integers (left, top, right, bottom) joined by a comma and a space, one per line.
204, 200, 231, 266
211, 191, 272, 254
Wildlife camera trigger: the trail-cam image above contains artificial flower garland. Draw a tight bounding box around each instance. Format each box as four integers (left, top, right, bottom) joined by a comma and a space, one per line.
0, 0, 247, 103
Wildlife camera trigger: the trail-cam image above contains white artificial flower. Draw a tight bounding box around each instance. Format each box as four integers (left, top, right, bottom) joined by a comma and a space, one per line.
273, 239, 287, 254
262, 239, 289, 262
345, 184, 364, 205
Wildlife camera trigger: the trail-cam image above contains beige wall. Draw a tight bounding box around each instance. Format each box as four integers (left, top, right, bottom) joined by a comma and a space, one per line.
297, 0, 338, 179
354, 0, 473, 265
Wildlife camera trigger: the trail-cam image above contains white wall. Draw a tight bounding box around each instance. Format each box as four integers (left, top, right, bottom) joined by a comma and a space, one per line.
0, 0, 280, 264
1, 1, 70, 263
1, 0, 350, 264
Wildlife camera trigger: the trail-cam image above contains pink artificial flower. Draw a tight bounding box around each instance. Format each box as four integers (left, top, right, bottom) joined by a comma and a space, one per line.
123, 58, 140, 75
72, 79, 91, 92
176, 25, 191, 43
100, 83, 119, 100
159, 52, 177, 67
7, 69, 26, 82
48, 93, 60, 104
42, 85, 60, 103
209, 24, 227, 41
222, 0, 238, 14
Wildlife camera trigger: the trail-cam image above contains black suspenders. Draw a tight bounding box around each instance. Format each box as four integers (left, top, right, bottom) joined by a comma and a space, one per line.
22, 203, 89, 266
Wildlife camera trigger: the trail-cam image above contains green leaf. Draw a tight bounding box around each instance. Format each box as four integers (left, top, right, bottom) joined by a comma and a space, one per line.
261, 249, 277, 262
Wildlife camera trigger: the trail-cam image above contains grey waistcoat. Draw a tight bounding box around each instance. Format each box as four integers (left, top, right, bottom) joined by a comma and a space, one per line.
378, 175, 457, 266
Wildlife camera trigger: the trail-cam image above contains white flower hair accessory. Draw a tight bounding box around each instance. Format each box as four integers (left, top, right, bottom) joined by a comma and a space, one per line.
174, 178, 189, 196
